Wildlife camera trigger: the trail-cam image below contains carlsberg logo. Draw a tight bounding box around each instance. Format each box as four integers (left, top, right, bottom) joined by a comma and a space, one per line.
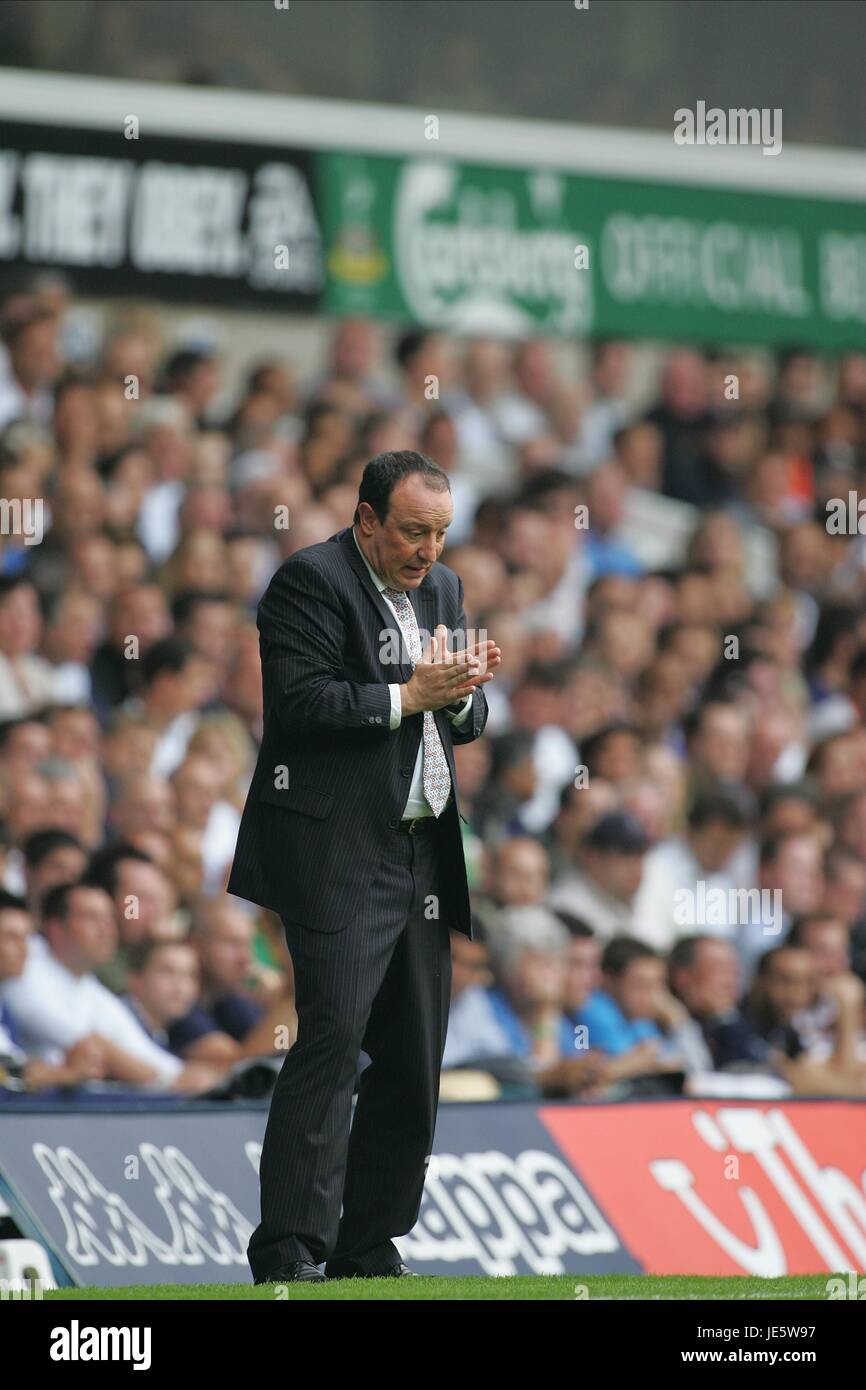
393, 161, 593, 336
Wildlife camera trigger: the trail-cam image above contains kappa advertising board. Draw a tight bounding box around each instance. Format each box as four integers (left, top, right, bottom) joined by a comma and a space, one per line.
0, 1099, 864, 1286
0, 121, 323, 309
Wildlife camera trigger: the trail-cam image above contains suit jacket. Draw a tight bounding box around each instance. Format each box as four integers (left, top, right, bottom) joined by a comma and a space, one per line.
227, 526, 487, 937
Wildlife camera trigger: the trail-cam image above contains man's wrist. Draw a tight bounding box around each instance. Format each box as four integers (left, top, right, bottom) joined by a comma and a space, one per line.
399, 682, 418, 718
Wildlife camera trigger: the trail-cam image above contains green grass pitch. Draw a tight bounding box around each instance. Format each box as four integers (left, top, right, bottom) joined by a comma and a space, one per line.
44, 1275, 833, 1301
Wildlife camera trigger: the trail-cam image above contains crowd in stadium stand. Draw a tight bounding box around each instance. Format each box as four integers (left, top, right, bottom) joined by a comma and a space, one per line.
0, 275, 866, 1103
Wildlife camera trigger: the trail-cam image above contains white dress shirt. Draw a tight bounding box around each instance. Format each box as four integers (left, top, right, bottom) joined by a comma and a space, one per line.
0, 936, 184, 1089
352, 526, 472, 819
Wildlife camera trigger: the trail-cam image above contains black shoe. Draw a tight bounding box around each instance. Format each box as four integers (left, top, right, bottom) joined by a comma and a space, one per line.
325, 1259, 417, 1279
254, 1260, 325, 1284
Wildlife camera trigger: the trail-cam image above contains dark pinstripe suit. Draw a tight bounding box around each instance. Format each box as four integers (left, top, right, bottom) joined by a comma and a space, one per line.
227, 525, 487, 1276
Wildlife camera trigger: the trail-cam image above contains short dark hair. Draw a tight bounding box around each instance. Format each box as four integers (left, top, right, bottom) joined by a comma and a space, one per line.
127, 937, 195, 975
754, 944, 806, 978
353, 450, 450, 526
787, 913, 847, 946
668, 934, 714, 974
160, 347, 214, 389
0, 889, 28, 914
682, 697, 736, 744
23, 828, 85, 869
141, 637, 194, 687
759, 781, 816, 819
0, 574, 35, 607
581, 722, 641, 777
687, 788, 752, 832
516, 660, 572, 694
759, 829, 810, 868
0, 715, 47, 752
394, 328, 434, 371
172, 589, 232, 628
601, 936, 658, 976
40, 880, 86, 927
84, 842, 153, 896
552, 911, 595, 940
488, 729, 535, 778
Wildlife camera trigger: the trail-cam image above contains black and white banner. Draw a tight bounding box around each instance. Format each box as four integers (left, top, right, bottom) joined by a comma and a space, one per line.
0, 120, 323, 309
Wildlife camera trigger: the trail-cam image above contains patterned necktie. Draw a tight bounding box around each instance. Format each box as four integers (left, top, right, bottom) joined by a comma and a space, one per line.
382, 586, 451, 817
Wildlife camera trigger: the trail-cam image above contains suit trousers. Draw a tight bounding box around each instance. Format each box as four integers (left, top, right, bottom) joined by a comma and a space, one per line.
247, 817, 452, 1277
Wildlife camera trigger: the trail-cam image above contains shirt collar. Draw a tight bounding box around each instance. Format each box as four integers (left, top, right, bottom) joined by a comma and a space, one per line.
351, 525, 388, 593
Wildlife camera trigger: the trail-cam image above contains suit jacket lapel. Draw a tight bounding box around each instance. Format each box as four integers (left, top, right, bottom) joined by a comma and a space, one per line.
338, 527, 436, 673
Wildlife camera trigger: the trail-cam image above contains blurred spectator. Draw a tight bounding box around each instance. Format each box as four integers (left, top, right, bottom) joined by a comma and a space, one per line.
166, 898, 265, 1062
0, 889, 110, 1091
442, 920, 513, 1069
483, 905, 609, 1096
574, 936, 709, 1080
0, 882, 219, 1093
22, 827, 88, 915
669, 934, 792, 1074
547, 810, 649, 940
634, 788, 755, 953
0, 577, 55, 717
1, 285, 866, 1105
85, 842, 180, 992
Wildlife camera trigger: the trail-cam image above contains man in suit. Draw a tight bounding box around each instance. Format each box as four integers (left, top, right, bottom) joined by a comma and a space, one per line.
227, 450, 500, 1282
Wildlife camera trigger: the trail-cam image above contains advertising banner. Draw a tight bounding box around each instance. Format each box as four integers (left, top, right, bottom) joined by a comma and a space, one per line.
1, 1098, 864, 1287
0, 121, 323, 310
320, 152, 866, 349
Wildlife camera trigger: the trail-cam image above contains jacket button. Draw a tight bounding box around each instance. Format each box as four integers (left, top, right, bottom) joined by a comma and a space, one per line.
388, 819, 399, 829
400, 767, 411, 777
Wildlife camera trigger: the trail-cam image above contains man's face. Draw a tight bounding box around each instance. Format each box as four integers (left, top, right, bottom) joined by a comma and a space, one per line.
0, 584, 42, 655
0, 909, 31, 980
115, 778, 176, 837
197, 911, 253, 990
691, 819, 744, 873
29, 845, 88, 905
173, 757, 219, 828
187, 602, 234, 664
116, 861, 174, 942
564, 937, 601, 1012
114, 587, 169, 646
800, 920, 850, 982
609, 956, 665, 1021
495, 840, 549, 907
450, 936, 491, 999
677, 940, 740, 1015
334, 318, 375, 378
357, 475, 453, 591
133, 945, 200, 1024
509, 947, 564, 1009
51, 708, 101, 760
822, 860, 866, 924
585, 847, 645, 903
762, 950, 816, 1020
5, 722, 52, 766
763, 835, 824, 916
52, 887, 117, 971
692, 706, 750, 783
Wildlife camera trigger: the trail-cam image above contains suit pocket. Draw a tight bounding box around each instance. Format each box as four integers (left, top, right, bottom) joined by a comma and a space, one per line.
256, 781, 334, 819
